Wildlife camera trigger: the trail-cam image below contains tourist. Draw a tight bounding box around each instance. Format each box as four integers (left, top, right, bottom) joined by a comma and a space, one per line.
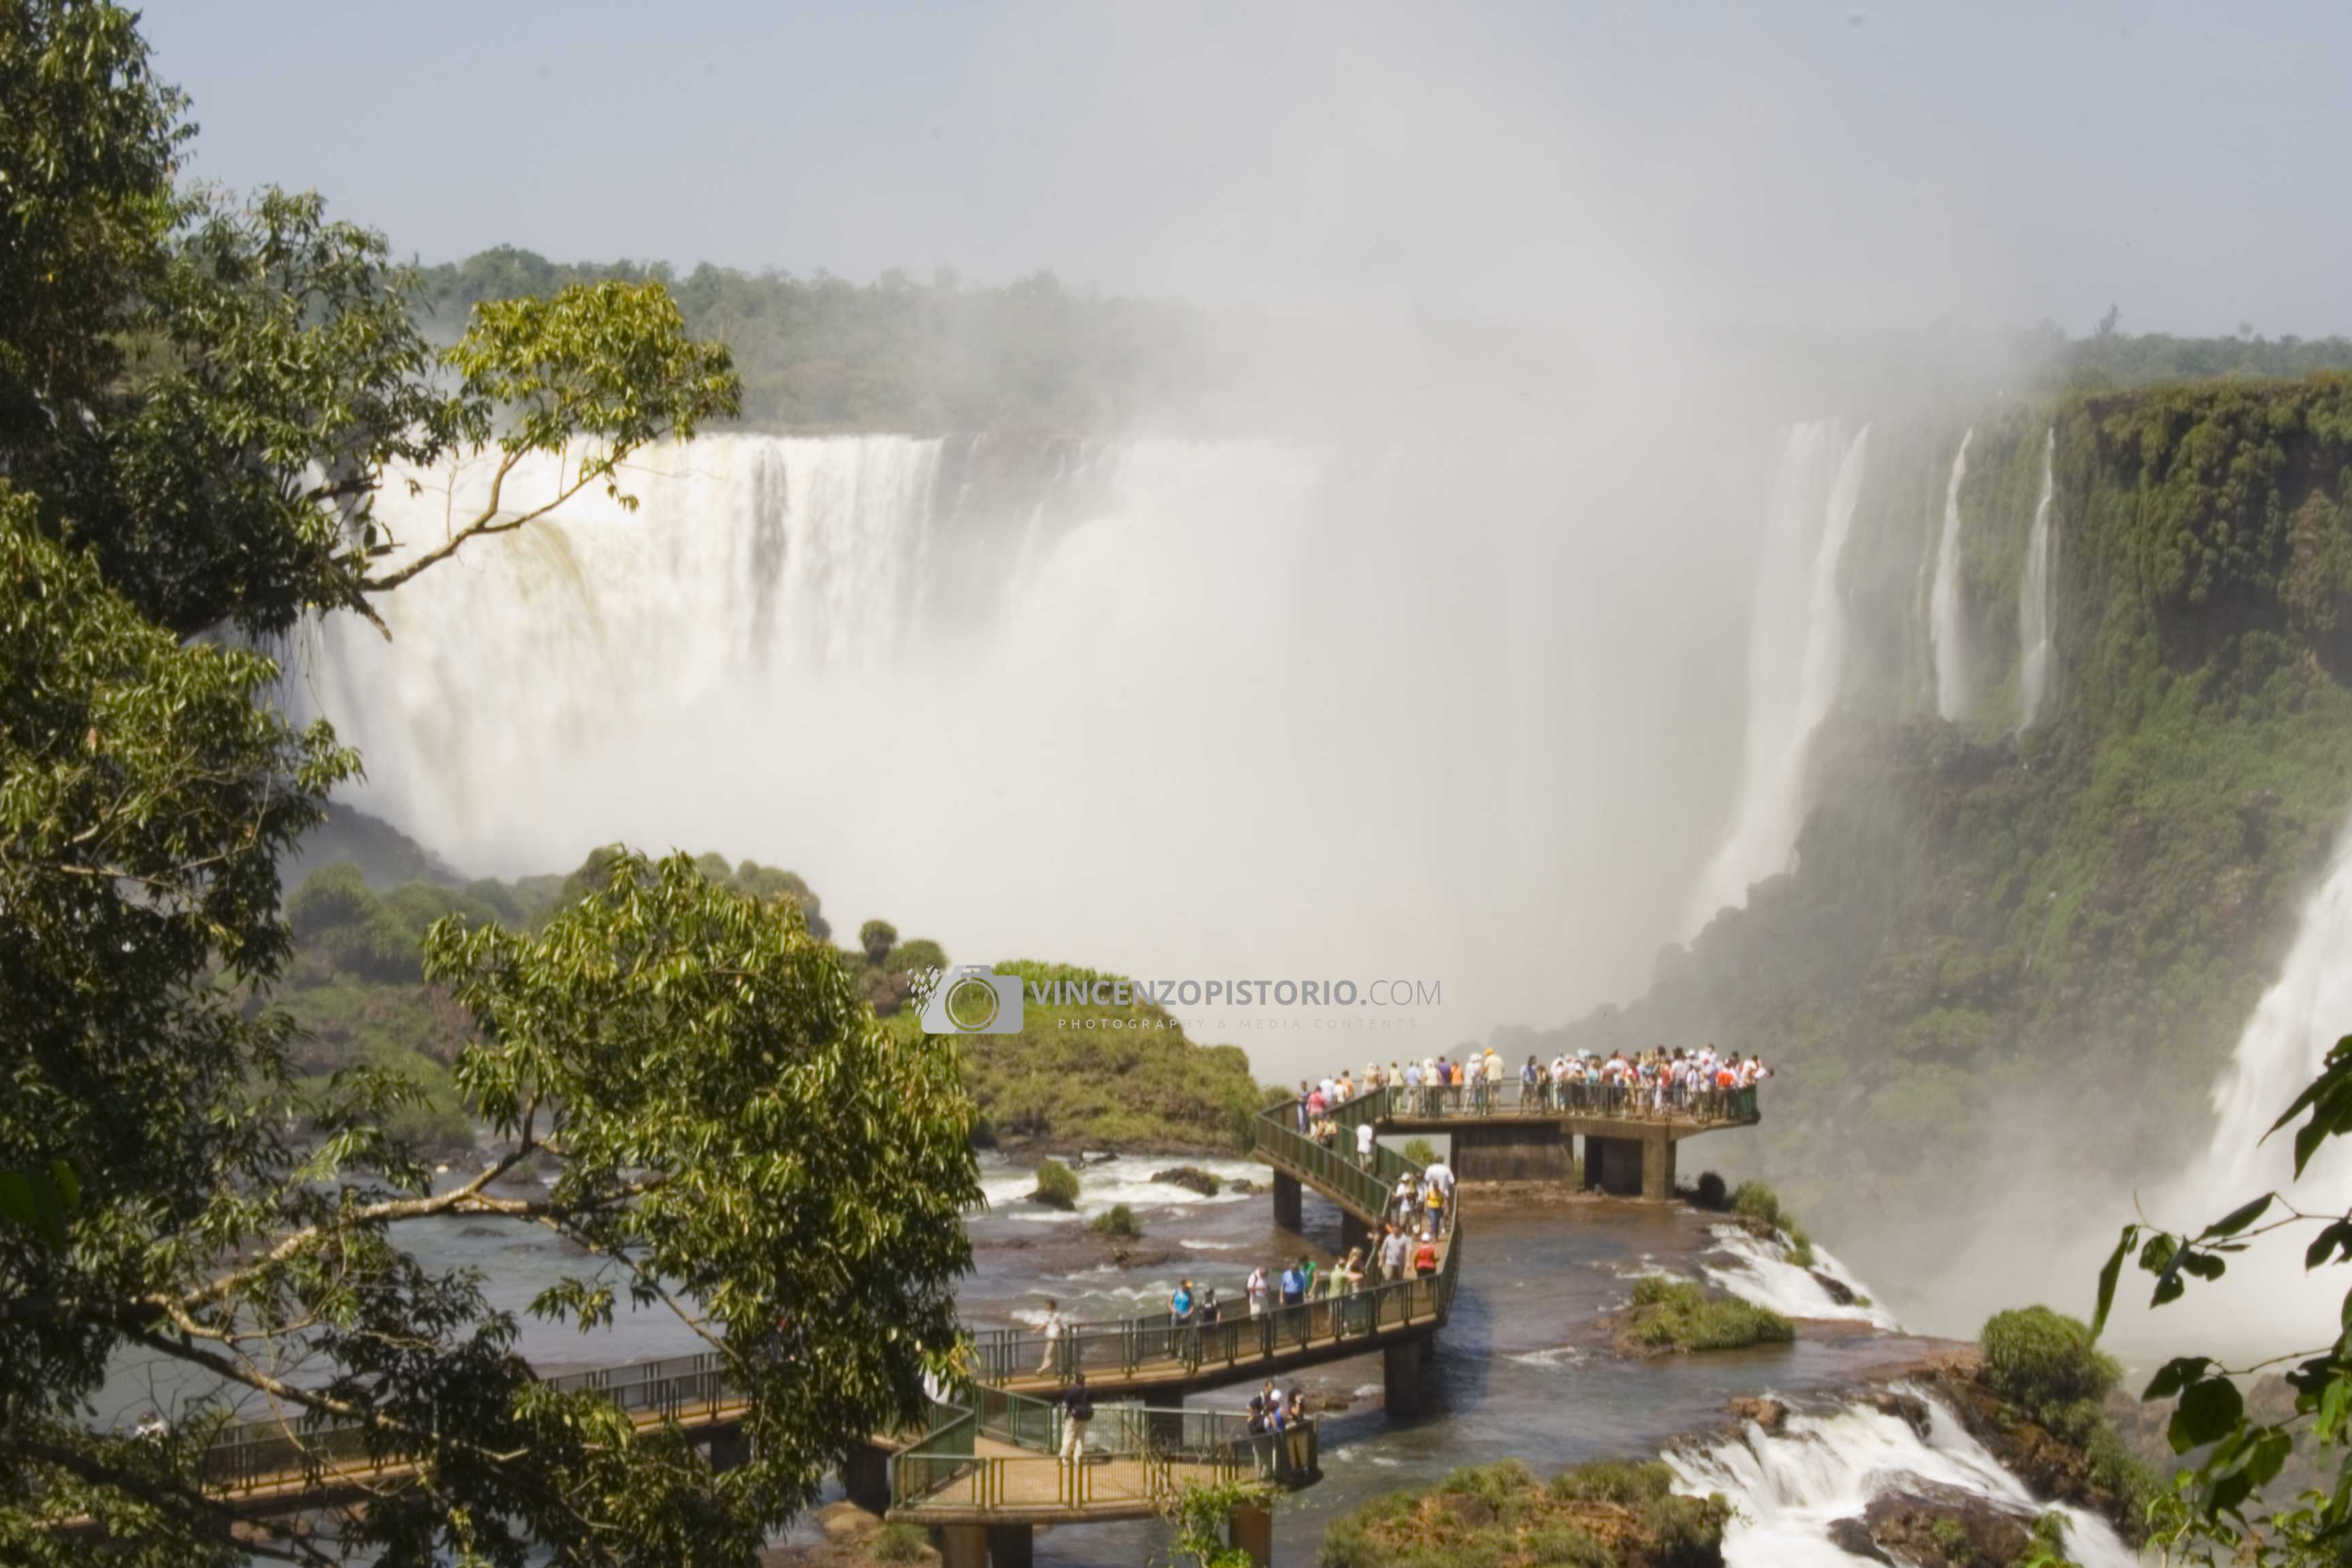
1379, 1222, 1408, 1284
1340, 1247, 1365, 1293
1060, 1371, 1094, 1463
1247, 1380, 1278, 1435
1422, 1176, 1446, 1235
1279, 1258, 1306, 1307
1171, 1279, 1196, 1326
1355, 1118, 1375, 1168
1246, 1264, 1269, 1318
1412, 1230, 1439, 1278
1402, 1058, 1423, 1113
1300, 1254, 1320, 1300
1295, 1081, 1311, 1133
1200, 1285, 1222, 1326
1036, 1299, 1064, 1377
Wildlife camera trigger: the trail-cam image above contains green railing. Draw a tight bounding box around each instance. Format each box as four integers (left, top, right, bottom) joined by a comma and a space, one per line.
971, 1086, 1460, 1390
199, 1350, 735, 1494
888, 1388, 1320, 1512
1373, 1077, 1761, 1124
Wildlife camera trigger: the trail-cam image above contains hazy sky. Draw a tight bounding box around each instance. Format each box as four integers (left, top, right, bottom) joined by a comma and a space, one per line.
150, 1, 2346, 338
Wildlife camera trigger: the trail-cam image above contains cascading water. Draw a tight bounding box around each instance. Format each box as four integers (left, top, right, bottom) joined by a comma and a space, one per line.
2202, 814, 2352, 1200
1669, 1387, 2136, 1568
1929, 428, 1974, 723
287, 421, 1766, 1059
2014, 429, 2057, 730
1701, 1226, 1901, 1330
1684, 423, 1871, 932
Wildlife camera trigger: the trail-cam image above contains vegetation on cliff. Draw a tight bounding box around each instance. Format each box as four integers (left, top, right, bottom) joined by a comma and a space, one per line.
281, 824, 1268, 1156
1319, 1458, 1730, 1568
1556, 375, 2352, 1256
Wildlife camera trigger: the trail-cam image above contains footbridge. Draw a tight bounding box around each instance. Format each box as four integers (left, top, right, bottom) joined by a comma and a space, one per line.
187, 1081, 1755, 1563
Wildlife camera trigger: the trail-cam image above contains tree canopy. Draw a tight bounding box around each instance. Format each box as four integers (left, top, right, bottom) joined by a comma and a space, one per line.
0, 4, 977, 1563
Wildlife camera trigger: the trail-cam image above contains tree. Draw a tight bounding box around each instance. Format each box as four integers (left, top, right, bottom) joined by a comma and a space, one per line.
0, 5, 975, 1563
860, 919, 899, 966
2091, 1031, 2352, 1564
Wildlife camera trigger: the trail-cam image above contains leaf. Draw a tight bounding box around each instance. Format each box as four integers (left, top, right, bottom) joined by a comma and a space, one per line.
2170, 1376, 2246, 1453
2202, 1194, 2274, 1241
2093, 1225, 2138, 1338
2144, 1356, 2214, 1401
2306, 1219, 2352, 1270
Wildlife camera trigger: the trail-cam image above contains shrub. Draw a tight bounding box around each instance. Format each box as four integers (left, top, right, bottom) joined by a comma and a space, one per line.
1730, 1180, 1784, 1230
1402, 1137, 1439, 1167
859, 919, 898, 965
1978, 1305, 2119, 1416
287, 862, 377, 938
1783, 1220, 1815, 1269
1091, 1203, 1140, 1239
1627, 1276, 1795, 1352
1693, 1171, 1728, 1210
887, 937, 946, 975
870, 1520, 929, 1563
1031, 1158, 1079, 1210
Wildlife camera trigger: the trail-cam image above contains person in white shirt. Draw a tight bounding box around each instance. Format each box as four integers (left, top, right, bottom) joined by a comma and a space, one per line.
1355, 1120, 1376, 1166
1036, 1301, 1065, 1377
1246, 1266, 1269, 1318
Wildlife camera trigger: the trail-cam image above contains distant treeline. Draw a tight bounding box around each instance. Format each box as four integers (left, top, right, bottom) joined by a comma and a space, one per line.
410, 248, 1211, 432
412, 248, 2352, 430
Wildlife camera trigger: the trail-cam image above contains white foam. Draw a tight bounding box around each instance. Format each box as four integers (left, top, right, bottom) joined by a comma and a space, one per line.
1701, 1225, 1900, 1330
1670, 1386, 2135, 1568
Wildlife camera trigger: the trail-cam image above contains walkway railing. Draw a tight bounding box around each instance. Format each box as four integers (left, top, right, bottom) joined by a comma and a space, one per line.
971, 1085, 1461, 1391
888, 1386, 1319, 1512
1366, 1078, 1760, 1124
198, 1350, 733, 1494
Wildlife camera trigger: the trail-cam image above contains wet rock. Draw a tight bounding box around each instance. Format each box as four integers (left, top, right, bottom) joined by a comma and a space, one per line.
1152, 1166, 1223, 1196
815, 1501, 880, 1544
1861, 1480, 2034, 1568
1228, 1177, 1260, 1194
1827, 1516, 1892, 1564
1872, 1390, 1933, 1439
1812, 1269, 1858, 1305
1727, 1396, 1789, 1433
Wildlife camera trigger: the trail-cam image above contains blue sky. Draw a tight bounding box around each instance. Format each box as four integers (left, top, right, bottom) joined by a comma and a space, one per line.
146, 1, 2350, 337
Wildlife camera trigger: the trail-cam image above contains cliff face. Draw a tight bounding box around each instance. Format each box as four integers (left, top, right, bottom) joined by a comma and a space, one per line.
1548, 376, 2352, 1265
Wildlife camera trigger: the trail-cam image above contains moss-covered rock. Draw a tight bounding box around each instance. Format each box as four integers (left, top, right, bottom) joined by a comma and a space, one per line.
1319, 1458, 1729, 1568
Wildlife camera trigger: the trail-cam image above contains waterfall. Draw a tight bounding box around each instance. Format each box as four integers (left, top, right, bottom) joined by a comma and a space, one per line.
2016, 429, 2057, 730
1929, 429, 1974, 723
1684, 423, 1871, 932
1701, 1226, 1901, 1330
2202, 814, 2352, 1198
287, 423, 1771, 1054
1669, 1387, 2136, 1568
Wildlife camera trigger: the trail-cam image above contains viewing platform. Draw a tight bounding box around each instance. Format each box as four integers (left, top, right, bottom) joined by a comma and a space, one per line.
1326, 1081, 1759, 1199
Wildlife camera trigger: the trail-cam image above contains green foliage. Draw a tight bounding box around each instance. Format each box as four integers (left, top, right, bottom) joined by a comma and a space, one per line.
917, 961, 1267, 1152
1160, 1477, 1275, 1568
1730, 1181, 1784, 1230
1402, 1138, 1440, 1167
860, 920, 899, 964
1980, 1307, 2121, 1418
1091, 1202, 1141, 1239
1031, 1158, 1080, 1211
869, 1520, 930, 1563
1320, 1457, 1728, 1568
1625, 1277, 1795, 1352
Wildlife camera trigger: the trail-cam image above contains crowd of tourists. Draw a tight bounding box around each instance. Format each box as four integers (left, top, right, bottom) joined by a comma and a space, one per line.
1294, 1043, 1771, 1130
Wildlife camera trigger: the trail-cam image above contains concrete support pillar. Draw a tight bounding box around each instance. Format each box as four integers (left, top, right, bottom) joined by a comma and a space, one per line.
1447, 1120, 1568, 1181
1339, 1209, 1368, 1258
843, 1442, 892, 1514
1641, 1134, 1677, 1202
705, 1425, 749, 1471
1271, 1171, 1303, 1232
934, 1523, 987, 1568
1230, 1499, 1275, 1567
1586, 1137, 1644, 1196
985, 1523, 1034, 1567
1382, 1337, 1424, 1418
